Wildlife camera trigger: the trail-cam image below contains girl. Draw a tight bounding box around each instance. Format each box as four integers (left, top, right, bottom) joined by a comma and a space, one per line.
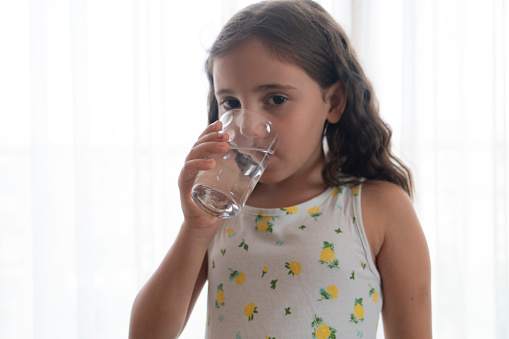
129, 1, 431, 338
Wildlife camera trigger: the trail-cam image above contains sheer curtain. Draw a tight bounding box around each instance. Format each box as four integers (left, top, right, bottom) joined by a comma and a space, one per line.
0, 1, 507, 338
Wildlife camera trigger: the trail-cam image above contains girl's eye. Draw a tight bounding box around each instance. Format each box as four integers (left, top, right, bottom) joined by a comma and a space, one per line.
220, 98, 240, 109
268, 95, 287, 105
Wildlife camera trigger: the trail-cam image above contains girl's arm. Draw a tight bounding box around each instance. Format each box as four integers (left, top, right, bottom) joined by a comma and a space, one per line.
363, 181, 432, 338
129, 121, 229, 338
129, 223, 212, 339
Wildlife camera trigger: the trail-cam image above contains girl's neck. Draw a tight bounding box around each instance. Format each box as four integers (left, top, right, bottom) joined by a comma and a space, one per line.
247, 153, 328, 209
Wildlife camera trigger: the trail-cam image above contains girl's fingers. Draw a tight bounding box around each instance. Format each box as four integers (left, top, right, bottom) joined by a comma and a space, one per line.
193, 129, 229, 148
197, 120, 222, 139
186, 136, 229, 162
179, 121, 228, 200
179, 158, 216, 191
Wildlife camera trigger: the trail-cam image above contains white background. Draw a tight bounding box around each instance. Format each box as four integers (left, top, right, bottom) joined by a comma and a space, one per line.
0, 0, 508, 338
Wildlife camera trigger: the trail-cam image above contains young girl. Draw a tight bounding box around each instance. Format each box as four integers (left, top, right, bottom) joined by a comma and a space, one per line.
129, 1, 431, 338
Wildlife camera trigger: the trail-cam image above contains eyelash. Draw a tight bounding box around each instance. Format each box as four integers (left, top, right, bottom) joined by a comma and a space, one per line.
268, 95, 288, 105
219, 95, 288, 109
220, 98, 241, 109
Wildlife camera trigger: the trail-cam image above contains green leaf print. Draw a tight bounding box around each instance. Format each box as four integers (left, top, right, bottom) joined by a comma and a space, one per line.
350, 271, 355, 280
299, 225, 307, 230
318, 288, 332, 301
238, 239, 248, 251
270, 279, 278, 289
334, 228, 343, 234
255, 212, 279, 223
311, 314, 323, 328
229, 268, 240, 281
318, 285, 338, 301
285, 307, 291, 315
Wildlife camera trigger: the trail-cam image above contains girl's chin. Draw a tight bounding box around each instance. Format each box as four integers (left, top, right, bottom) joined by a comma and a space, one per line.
257, 171, 282, 185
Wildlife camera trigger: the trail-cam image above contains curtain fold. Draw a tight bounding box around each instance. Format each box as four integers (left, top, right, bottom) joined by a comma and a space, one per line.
0, 1, 507, 338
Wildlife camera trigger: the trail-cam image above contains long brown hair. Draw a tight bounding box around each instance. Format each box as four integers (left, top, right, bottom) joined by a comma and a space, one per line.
205, 0, 414, 197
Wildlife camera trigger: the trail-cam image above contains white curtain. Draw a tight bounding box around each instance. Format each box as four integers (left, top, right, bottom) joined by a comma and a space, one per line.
0, 1, 507, 338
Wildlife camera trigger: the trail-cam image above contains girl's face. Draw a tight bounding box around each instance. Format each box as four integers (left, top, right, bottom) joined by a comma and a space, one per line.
212, 39, 342, 188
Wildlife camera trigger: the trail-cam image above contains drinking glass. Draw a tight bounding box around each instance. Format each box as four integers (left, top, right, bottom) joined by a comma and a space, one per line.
191, 109, 278, 218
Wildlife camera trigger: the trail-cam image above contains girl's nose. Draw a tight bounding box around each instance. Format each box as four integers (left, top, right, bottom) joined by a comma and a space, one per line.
238, 111, 271, 139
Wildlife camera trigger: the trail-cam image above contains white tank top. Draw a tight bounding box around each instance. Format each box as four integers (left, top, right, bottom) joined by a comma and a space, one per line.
206, 184, 382, 338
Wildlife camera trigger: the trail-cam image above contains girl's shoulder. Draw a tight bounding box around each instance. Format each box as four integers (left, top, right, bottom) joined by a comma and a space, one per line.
359, 180, 417, 259
361, 179, 411, 202
362, 180, 413, 222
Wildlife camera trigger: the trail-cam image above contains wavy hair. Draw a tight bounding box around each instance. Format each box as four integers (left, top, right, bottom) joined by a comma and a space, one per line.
205, 0, 413, 197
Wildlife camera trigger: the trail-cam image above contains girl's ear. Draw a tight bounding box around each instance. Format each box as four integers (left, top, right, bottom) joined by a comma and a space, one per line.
325, 81, 347, 124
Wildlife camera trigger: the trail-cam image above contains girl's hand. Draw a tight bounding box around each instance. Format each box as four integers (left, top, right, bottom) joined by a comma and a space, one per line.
178, 120, 230, 235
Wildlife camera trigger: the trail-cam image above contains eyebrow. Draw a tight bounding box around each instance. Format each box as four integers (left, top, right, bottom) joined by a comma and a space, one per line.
215, 84, 297, 96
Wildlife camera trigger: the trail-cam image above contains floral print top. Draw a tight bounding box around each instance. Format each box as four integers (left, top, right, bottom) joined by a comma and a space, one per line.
206, 184, 382, 339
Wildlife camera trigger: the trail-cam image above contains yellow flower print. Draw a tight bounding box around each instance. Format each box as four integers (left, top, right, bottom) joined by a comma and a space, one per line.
256, 220, 272, 233
236, 273, 246, 285
320, 247, 335, 262
215, 284, 225, 309
315, 324, 331, 339
308, 206, 319, 214
281, 206, 298, 214
353, 185, 360, 196
244, 302, 258, 321
255, 211, 279, 223
327, 285, 339, 299
229, 269, 246, 285
307, 206, 322, 221
312, 315, 337, 339
255, 211, 276, 233
319, 242, 340, 269
262, 266, 268, 278
285, 261, 302, 276
369, 285, 379, 303
349, 298, 365, 324
318, 285, 339, 301
354, 302, 364, 319
330, 187, 343, 196
226, 228, 236, 237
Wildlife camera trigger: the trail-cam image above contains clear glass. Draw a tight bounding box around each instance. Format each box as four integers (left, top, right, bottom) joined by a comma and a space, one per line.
191, 109, 278, 218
